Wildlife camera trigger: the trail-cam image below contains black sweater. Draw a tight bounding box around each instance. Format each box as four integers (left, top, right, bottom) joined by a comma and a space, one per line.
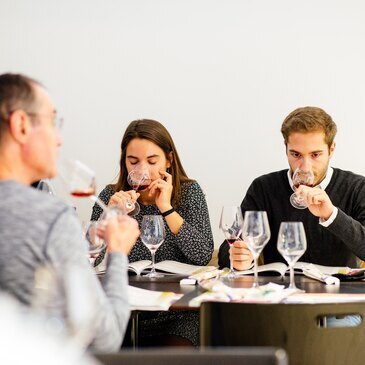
218, 168, 365, 268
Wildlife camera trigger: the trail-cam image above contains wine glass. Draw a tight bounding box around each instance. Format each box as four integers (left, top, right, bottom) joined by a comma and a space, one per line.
34, 179, 55, 195
290, 168, 315, 209
242, 211, 271, 288
140, 215, 165, 278
83, 221, 107, 265
219, 206, 243, 279
60, 159, 133, 216
277, 221, 307, 290
32, 264, 98, 348
59, 159, 107, 210
127, 166, 151, 216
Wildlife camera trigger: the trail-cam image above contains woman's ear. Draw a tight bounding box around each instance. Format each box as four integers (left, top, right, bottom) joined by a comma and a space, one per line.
167, 151, 173, 168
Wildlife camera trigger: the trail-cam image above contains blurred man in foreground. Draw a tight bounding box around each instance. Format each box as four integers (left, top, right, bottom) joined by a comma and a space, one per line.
0, 73, 139, 352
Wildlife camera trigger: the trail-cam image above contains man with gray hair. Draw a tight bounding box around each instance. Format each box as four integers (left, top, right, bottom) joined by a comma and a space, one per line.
0, 73, 139, 352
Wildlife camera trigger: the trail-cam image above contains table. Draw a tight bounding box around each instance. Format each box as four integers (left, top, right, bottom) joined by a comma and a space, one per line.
127, 274, 365, 347
129, 274, 365, 309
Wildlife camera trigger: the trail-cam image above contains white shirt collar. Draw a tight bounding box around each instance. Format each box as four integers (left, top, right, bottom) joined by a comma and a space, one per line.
287, 167, 333, 191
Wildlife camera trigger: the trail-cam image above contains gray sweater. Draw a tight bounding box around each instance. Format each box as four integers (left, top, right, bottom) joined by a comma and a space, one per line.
0, 180, 130, 352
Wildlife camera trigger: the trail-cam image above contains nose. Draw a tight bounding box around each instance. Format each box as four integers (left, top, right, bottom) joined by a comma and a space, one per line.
56, 132, 63, 147
299, 157, 312, 172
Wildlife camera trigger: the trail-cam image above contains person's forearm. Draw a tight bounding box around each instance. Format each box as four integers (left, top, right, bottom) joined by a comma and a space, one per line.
163, 210, 184, 235
327, 209, 365, 260
90, 252, 130, 352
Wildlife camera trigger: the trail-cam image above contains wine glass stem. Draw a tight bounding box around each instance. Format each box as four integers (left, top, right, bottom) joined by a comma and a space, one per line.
253, 255, 259, 288
90, 195, 108, 212
229, 245, 234, 272
150, 250, 157, 275
289, 265, 295, 289
295, 191, 304, 202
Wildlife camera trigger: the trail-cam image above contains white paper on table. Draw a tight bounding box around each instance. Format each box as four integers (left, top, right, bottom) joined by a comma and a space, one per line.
301, 264, 340, 285
128, 285, 182, 311
284, 293, 365, 304
189, 281, 289, 307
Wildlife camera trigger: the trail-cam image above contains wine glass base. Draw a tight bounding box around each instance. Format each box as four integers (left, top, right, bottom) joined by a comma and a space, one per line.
89, 244, 107, 255
290, 194, 308, 210
226, 269, 236, 280
287, 284, 305, 293
128, 203, 140, 216
143, 272, 164, 278
291, 204, 308, 210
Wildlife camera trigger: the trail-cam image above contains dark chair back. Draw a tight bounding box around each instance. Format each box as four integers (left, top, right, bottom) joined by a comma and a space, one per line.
200, 302, 365, 365
95, 347, 288, 365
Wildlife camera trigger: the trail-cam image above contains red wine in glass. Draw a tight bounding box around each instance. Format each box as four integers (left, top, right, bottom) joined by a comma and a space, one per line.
290, 168, 315, 209
61, 159, 108, 212
132, 184, 150, 192
293, 183, 313, 189
71, 187, 96, 197
126, 167, 151, 215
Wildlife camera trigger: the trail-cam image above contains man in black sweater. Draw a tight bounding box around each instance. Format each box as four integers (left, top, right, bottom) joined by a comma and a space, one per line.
218, 106, 365, 270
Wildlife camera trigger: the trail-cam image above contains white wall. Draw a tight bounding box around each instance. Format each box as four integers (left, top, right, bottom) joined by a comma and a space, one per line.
1, 0, 365, 246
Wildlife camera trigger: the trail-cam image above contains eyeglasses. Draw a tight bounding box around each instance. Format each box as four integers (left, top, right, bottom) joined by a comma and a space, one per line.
27, 112, 64, 131
3, 110, 64, 131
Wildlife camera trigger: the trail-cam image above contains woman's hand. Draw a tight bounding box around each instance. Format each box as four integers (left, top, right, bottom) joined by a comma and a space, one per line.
108, 190, 140, 214
148, 170, 173, 212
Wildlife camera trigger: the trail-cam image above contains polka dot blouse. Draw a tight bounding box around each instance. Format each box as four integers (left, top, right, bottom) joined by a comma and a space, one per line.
91, 181, 214, 266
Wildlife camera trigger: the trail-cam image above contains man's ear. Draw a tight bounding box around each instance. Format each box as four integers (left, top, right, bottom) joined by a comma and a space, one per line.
284, 141, 288, 155
8, 110, 32, 144
329, 141, 336, 158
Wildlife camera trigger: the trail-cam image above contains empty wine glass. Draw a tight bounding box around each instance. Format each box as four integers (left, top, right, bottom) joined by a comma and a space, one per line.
277, 221, 307, 290
140, 215, 165, 278
219, 206, 244, 279
290, 168, 315, 209
127, 166, 151, 216
32, 264, 98, 348
242, 211, 271, 288
34, 179, 55, 195
83, 221, 106, 265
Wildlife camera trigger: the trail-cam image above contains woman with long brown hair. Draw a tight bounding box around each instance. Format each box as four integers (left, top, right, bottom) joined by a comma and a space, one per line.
92, 119, 213, 346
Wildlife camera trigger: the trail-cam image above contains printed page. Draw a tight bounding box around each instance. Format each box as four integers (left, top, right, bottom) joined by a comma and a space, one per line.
154, 260, 216, 276
128, 260, 152, 275
294, 262, 350, 275
235, 262, 288, 276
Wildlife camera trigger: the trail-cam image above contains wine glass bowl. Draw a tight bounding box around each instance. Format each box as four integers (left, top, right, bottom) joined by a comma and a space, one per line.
59, 159, 108, 212
219, 206, 244, 279
140, 215, 165, 278
242, 211, 271, 288
290, 168, 315, 209
83, 221, 107, 264
68, 160, 97, 198
126, 167, 151, 215
277, 221, 307, 290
